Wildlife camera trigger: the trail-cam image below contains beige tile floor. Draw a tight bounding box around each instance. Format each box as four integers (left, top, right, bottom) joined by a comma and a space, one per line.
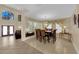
0, 36, 77, 54
24, 36, 77, 54
0, 36, 42, 54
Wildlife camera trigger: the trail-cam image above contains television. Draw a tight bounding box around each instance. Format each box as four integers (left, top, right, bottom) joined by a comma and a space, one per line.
2, 10, 14, 20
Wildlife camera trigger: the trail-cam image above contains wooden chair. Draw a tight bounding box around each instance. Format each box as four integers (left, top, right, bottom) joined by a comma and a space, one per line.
40, 30, 47, 43
35, 29, 42, 42
52, 29, 57, 44
35, 29, 39, 40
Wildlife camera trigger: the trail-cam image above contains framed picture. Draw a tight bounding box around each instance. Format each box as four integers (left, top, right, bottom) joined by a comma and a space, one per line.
74, 14, 76, 24
78, 14, 79, 28
18, 15, 21, 22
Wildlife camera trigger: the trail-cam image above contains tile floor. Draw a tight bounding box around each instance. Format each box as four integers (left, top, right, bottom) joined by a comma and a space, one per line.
0, 36, 42, 54
24, 36, 76, 54
0, 36, 77, 54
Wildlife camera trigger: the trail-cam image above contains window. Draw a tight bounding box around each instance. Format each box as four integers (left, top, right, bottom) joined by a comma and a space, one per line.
47, 24, 52, 29
2, 10, 14, 20
56, 23, 62, 33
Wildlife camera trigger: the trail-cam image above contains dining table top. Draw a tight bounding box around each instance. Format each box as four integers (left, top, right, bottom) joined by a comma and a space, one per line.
45, 31, 52, 32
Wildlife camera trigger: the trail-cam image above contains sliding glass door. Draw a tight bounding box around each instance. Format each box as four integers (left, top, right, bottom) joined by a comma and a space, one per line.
2, 25, 14, 36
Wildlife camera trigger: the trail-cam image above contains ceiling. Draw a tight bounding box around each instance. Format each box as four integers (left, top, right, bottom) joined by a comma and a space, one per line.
6, 4, 76, 21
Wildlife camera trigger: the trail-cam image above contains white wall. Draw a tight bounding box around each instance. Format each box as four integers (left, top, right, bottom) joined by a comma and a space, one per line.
63, 16, 79, 53
0, 5, 31, 41
0, 5, 21, 30
0, 5, 25, 40
61, 5, 79, 53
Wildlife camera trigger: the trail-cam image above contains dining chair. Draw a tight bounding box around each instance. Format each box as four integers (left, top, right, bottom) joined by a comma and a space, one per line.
36, 29, 42, 42
52, 29, 57, 44
35, 29, 39, 40
40, 30, 47, 43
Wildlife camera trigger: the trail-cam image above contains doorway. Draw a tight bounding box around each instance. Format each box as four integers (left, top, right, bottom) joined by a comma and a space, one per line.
2, 25, 14, 36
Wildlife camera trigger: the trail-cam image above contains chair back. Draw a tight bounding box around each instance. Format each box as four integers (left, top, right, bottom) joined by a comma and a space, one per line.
52, 29, 57, 37
53, 29, 56, 34
35, 29, 41, 39
40, 30, 45, 37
